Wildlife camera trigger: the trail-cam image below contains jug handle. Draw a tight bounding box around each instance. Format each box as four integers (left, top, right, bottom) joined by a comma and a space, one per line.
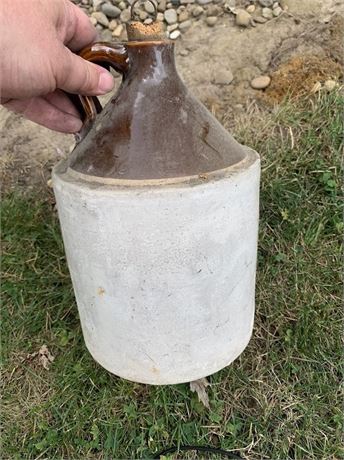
68, 42, 129, 140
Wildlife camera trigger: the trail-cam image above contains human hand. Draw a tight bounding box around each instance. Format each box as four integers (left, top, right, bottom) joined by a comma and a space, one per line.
0, 0, 114, 133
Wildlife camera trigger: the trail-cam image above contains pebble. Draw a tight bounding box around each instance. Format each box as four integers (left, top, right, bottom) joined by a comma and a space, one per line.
164, 8, 178, 23
179, 19, 192, 31
279, 0, 288, 10
101, 3, 121, 18
272, 1, 279, 8
178, 10, 189, 21
179, 49, 189, 56
214, 69, 234, 85
144, 18, 153, 24
170, 30, 181, 39
258, 0, 273, 6
101, 29, 113, 41
139, 10, 149, 20
92, 0, 104, 11
196, 0, 212, 4
118, 1, 126, 10
192, 5, 204, 16
236, 9, 251, 27
91, 11, 109, 26
158, 0, 167, 11
167, 23, 179, 31
253, 15, 267, 23
108, 19, 118, 30
120, 8, 131, 22
206, 16, 218, 26
262, 7, 273, 19
246, 4, 255, 13
145, 0, 156, 14
112, 23, 124, 37
89, 16, 98, 26
250, 75, 271, 89
324, 80, 337, 92
157, 12, 165, 20
273, 6, 282, 16
206, 5, 222, 16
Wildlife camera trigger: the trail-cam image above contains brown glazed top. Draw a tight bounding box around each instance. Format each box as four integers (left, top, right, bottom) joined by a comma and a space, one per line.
68, 41, 246, 180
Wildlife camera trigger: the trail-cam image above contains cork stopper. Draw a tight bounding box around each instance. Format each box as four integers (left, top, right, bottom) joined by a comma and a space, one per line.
126, 20, 165, 41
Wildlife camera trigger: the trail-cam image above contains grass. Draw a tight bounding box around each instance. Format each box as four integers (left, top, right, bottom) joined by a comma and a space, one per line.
2, 90, 343, 459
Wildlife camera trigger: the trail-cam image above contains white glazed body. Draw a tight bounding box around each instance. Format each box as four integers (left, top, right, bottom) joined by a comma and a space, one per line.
53, 150, 260, 384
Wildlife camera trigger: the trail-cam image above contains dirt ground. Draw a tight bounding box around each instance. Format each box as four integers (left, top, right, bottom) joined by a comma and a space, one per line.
1, 0, 343, 191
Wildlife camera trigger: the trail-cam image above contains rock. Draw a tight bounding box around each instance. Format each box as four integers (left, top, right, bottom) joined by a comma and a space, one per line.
324, 80, 338, 92
192, 5, 204, 16
272, 1, 279, 8
279, 0, 288, 10
101, 3, 121, 17
108, 19, 118, 29
157, 12, 164, 20
101, 29, 113, 41
262, 7, 273, 19
139, 10, 149, 20
250, 75, 271, 89
206, 5, 222, 16
112, 23, 124, 37
179, 49, 189, 56
144, 18, 153, 24
145, 0, 156, 13
236, 9, 251, 27
169, 30, 181, 39
180, 0, 195, 4
118, 1, 126, 9
253, 15, 267, 23
246, 4, 255, 13
179, 19, 192, 31
196, 0, 212, 4
171, 0, 180, 6
89, 16, 98, 25
178, 10, 189, 21
91, 11, 109, 26
214, 69, 234, 85
258, 0, 273, 6
158, 0, 167, 11
164, 8, 178, 23
120, 8, 131, 22
92, 0, 104, 11
167, 23, 179, 31
206, 16, 218, 26
273, 6, 282, 16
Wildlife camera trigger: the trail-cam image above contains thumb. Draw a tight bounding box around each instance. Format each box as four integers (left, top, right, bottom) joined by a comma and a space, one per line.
55, 47, 114, 96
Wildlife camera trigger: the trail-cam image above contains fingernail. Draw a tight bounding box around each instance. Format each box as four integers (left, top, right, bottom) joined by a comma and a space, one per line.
98, 71, 114, 94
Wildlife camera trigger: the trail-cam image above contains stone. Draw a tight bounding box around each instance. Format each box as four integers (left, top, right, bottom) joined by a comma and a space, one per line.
169, 30, 181, 39
164, 8, 178, 23
236, 9, 251, 27
89, 16, 98, 26
258, 0, 273, 6
178, 10, 189, 21
108, 19, 118, 29
246, 4, 255, 13
250, 75, 271, 89
91, 11, 109, 26
179, 19, 192, 31
171, 0, 180, 6
279, 0, 288, 10
118, 1, 126, 9
139, 10, 149, 20
112, 23, 124, 37
206, 5, 222, 16
179, 49, 189, 56
196, 0, 212, 4
167, 23, 179, 31
214, 69, 234, 85
324, 80, 337, 92
144, 0, 156, 13
101, 2, 121, 17
120, 8, 131, 22
92, 0, 104, 11
273, 6, 282, 16
206, 16, 218, 26
158, 0, 167, 11
262, 7, 273, 18
101, 29, 113, 41
144, 18, 153, 24
272, 1, 279, 8
253, 15, 267, 23
192, 5, 204, 16
180, 0, 195, 4
157, 12, 164, 20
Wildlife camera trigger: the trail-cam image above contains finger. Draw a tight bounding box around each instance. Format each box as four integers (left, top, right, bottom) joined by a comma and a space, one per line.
63, 1, 97, 52
56, 46, 114, 96
44, 89, 81, 118
3, 97, 82, 133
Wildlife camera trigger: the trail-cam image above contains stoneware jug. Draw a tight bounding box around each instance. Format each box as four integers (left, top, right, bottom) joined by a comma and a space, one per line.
52, 4, 260, 385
